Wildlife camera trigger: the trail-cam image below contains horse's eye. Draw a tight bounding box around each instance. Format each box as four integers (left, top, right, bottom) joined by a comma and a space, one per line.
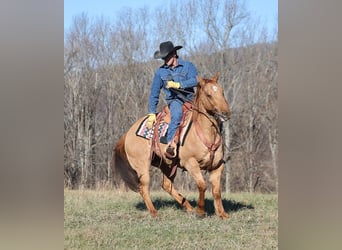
206, 93, 212, 98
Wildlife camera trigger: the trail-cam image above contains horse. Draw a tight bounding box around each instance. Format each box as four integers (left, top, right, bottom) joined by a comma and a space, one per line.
112, 73, 231, 219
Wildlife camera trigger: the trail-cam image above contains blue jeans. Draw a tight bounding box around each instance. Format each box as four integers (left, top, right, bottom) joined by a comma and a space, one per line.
167, 100, 183, 143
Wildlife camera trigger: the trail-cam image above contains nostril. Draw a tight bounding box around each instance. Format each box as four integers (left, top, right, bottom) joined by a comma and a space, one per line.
222, 111, 231, 120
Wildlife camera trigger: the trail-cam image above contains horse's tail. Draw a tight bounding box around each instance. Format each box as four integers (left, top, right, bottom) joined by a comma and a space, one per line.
111, 133, 140, 192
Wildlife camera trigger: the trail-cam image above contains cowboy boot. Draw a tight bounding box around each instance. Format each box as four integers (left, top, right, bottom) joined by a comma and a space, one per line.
160, 136, 168, 144
165, 139, 177, 159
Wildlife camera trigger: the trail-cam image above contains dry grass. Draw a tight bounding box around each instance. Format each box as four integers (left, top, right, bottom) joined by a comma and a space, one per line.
64, 189, 278, 249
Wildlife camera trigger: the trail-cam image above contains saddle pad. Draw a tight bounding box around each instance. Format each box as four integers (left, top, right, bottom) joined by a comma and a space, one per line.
136, 116, 168, 140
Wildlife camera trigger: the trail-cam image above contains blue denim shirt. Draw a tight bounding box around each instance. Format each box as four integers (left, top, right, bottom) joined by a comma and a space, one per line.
148, 58, 198, 114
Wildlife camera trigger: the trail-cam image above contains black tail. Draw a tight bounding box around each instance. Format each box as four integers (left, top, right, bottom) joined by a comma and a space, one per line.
111, 133, 140, 192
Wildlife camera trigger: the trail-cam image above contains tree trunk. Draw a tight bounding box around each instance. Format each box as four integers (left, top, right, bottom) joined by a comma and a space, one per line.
224, 121, 231, 193
269, 131, 278, 192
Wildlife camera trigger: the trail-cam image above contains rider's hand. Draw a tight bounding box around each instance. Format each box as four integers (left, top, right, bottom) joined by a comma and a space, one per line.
166, 81, 180, 89
146, 113, 156, 129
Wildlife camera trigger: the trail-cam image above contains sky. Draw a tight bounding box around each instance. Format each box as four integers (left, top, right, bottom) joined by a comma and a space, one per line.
64, 0, 278, 35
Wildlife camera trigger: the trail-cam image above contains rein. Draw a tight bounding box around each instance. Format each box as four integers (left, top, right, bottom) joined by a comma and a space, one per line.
170, 88, 221, 128
194, 120, 222, 168
171, 88, 224, 168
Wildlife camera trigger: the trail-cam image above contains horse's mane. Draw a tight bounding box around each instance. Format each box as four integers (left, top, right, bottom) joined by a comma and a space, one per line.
194, 78, 215, 106
192, 78, 216, 121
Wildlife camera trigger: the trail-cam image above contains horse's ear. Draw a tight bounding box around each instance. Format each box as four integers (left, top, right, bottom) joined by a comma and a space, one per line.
197, 76, 205, 87
213, 72, 219, 82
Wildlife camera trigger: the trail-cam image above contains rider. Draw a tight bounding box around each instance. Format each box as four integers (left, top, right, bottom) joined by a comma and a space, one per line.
146, 41, 198, 158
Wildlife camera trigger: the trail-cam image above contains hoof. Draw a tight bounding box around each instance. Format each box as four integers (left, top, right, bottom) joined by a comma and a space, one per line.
196, 208, 206, 218
185, 207, 194, 213
219, 212, 229, 220
150, 210, 158, 217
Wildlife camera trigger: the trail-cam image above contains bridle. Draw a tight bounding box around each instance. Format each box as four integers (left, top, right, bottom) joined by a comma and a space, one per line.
170, 86, 226, 169
170, 87, 225, 131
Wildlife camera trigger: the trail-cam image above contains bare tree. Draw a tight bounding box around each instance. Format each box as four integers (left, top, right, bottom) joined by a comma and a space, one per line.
64, 1, 278, 193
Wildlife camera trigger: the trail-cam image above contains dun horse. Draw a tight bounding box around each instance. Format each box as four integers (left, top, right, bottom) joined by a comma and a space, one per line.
112, 73, 231, 219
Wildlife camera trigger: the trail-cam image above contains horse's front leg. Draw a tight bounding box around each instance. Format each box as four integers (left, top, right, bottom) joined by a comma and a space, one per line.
209, 163, 229, 219
161, 174, 194, 213
184, 158, 207, 217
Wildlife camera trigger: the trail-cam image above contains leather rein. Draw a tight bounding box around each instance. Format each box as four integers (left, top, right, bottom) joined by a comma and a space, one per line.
175, 88, 225, 169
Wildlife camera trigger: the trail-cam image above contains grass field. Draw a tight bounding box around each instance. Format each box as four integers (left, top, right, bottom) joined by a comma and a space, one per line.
64, 189, 278, 249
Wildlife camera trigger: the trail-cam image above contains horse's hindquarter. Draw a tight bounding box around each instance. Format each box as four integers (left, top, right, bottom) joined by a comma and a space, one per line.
124, 117, 152, 172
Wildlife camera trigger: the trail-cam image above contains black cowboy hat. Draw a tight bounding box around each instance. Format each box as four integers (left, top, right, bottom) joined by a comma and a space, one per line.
153, 41, 183, 59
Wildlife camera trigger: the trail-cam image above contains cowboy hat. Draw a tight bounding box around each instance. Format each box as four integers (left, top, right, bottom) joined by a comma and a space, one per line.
153, 41, 183, 59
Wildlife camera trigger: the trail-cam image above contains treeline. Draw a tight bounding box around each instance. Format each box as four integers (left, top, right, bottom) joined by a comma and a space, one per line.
64, 0, 278, 192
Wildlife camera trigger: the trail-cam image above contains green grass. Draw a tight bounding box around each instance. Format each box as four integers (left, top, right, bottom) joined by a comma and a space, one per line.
64, 190, 278, 249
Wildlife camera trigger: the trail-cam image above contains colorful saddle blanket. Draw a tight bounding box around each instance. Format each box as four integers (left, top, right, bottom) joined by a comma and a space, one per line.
136, 102, 192, 146
136, 116, 168, 140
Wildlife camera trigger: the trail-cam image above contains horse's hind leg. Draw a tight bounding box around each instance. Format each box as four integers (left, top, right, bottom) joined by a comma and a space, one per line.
209, 163, 229, 219
139, 172, 157, 217
124, 128, 158, 217
161, 174, 194, 213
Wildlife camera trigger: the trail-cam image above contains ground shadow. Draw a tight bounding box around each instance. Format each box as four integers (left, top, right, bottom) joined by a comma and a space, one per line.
136, 197, 254, 216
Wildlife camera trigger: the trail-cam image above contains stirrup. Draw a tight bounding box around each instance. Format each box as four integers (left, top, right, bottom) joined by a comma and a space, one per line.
165, 145, 176, 159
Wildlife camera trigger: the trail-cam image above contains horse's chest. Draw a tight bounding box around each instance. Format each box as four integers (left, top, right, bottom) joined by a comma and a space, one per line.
196, 150, 223, 170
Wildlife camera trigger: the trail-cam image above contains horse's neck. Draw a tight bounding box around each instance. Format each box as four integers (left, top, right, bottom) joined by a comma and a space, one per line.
193, 105, 220, 141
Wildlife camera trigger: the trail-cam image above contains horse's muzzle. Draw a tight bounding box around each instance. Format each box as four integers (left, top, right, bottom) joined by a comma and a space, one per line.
218, 111, 230, 122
